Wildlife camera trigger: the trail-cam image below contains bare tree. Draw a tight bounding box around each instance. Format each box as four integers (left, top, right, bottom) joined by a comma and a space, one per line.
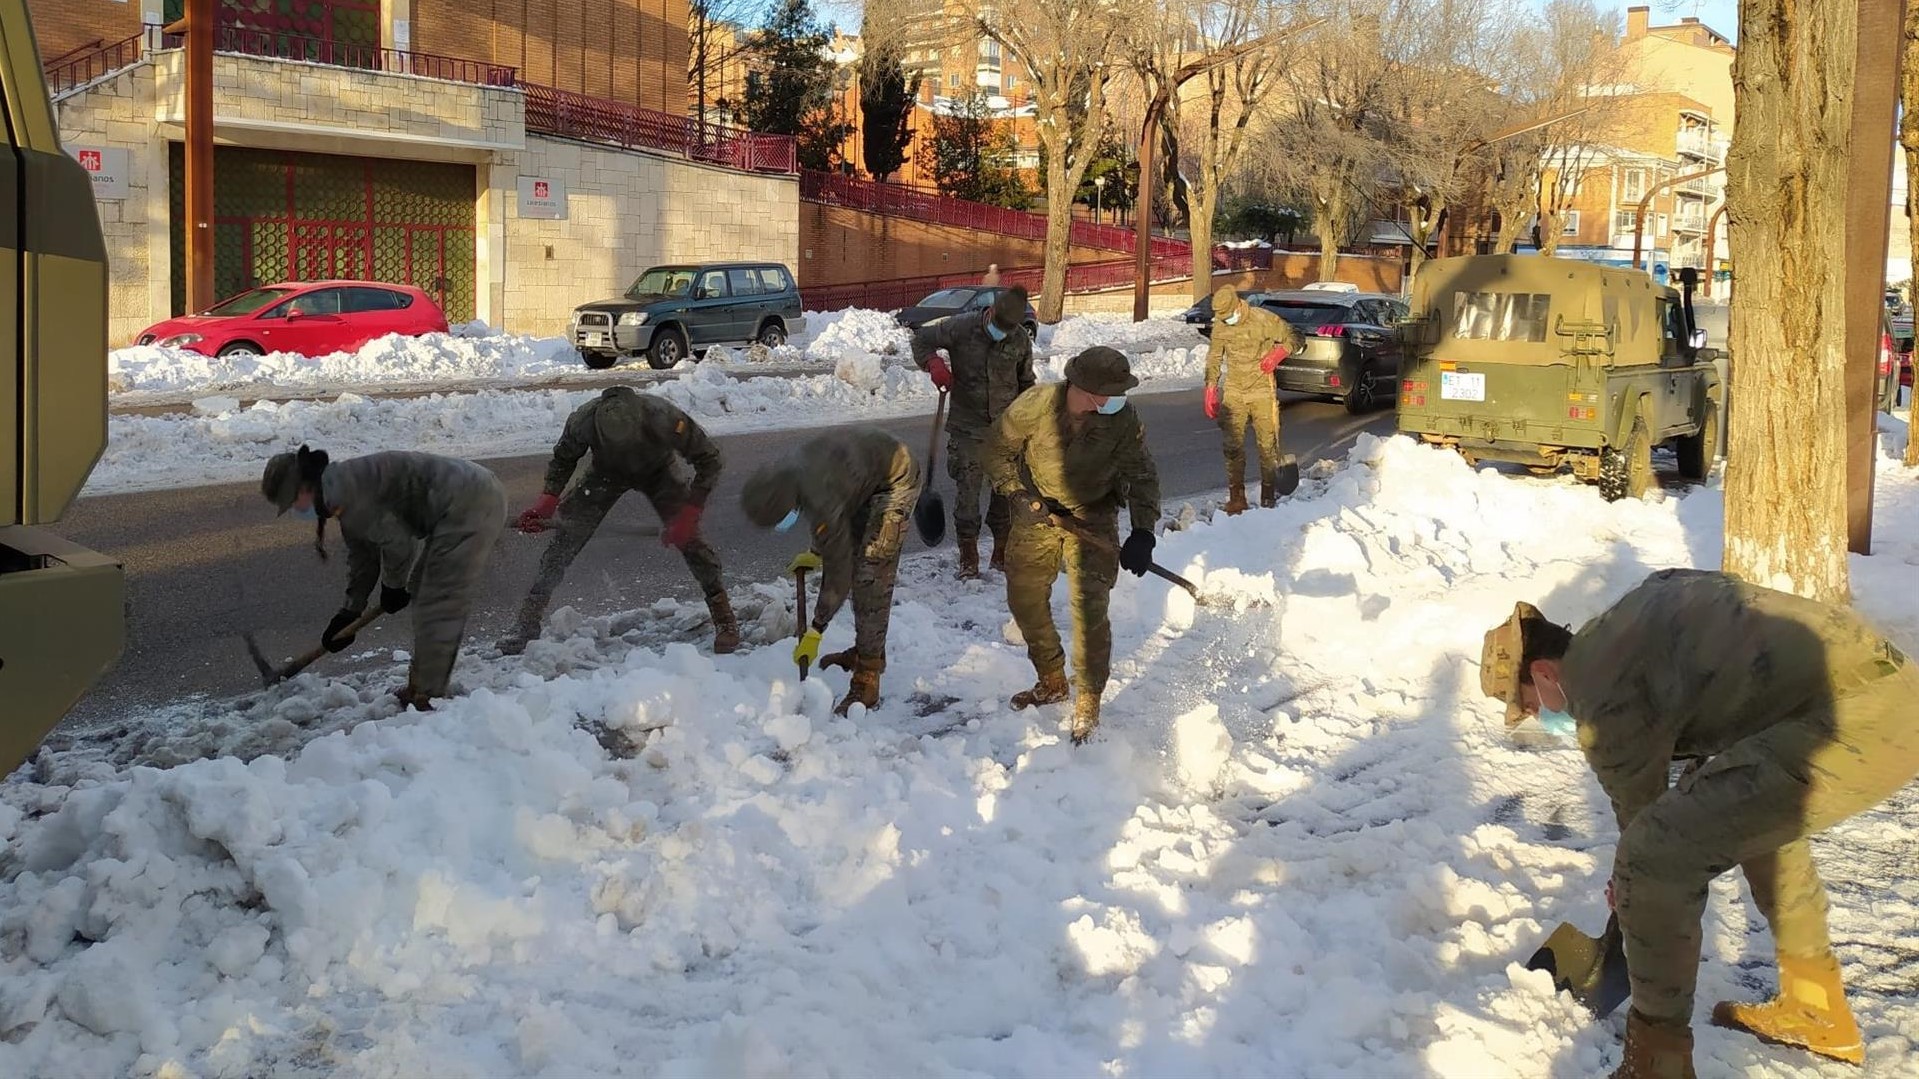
689, 0, 758, 126
1904, 3, 1919, 468
1722, 0, 1857, 602
1524, 0, 1629, 253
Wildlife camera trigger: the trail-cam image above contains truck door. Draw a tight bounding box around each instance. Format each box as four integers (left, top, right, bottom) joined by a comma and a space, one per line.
1655, 296, 1687, 434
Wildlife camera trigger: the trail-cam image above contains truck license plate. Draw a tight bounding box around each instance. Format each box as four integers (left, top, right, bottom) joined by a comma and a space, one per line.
1440, 372, 1486, 402
586, 333, 607, 347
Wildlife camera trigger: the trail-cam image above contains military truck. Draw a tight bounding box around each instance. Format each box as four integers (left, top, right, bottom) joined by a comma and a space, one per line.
0, 3, 124, 777
1395, 254, 1722, 501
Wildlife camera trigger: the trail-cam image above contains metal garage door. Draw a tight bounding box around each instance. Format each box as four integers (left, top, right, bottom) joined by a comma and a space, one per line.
169, 145, 477, 321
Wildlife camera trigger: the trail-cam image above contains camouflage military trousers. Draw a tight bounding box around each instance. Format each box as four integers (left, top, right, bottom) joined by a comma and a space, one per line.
1218, 386, 1283, 488
515, 469, 726, 637
948, 431, 1011, 548
1614, 664, 1919, 1023
840, 498, 907, 669
408, 474, 507, 697
1003, 511, 1119, 697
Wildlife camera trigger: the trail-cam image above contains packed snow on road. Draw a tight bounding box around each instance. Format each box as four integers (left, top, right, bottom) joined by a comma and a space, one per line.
88, 311, 1210, 496
7, 433, 1917, 1077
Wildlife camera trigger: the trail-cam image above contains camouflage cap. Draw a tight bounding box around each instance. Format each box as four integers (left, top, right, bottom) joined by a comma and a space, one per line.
1481, 601, 1546, 727
739, 463, 801, 527
1064, 346, 1139, 396
1211, 285, 1243, 318
261, 451, 300, 514
990, 286, 1029, 332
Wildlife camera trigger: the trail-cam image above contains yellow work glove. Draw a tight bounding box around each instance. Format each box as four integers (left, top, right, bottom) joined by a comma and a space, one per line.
787, 551, 823, 575
793, 628, 822, 668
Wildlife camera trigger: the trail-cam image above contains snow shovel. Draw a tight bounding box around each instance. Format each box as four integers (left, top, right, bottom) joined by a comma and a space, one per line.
1524, 913, 1631, 1018
1273, 453, 1301, 499
794, 564, 812, 681
242, 607, 385, 687
1044, 511, 1211, 607
912, 389, 949, 547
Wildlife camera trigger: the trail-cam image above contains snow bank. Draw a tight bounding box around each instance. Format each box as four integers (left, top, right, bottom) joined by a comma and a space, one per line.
108, 332, 584, 397
789, 307, 911, 357
13, 433, 1917, 1077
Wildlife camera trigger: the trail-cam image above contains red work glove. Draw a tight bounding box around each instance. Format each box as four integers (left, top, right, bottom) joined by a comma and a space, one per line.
1259, 345, 1290, 374
516, 492, 561, 534
927, 351, 953, 390
1204, 385, 1220, 419
662, 502, 703, 549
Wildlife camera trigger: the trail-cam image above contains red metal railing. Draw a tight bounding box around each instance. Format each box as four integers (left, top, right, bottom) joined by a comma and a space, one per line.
184, 24, 518, 86
522, 82, 797, 174
800, 169, 1191, 257
799, 252, 1210, 312
46, 29, 150, 96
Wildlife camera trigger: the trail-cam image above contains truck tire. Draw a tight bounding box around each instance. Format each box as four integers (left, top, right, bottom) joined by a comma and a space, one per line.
646, 326, 689, 370
1598, 419, 1657, 502
581, 350, 618, 370
1676, 400, 1718, 481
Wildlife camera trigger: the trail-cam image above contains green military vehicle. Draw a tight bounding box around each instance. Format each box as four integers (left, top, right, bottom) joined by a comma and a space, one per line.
0, 2, 125, 777
1396, 254, 1723, 500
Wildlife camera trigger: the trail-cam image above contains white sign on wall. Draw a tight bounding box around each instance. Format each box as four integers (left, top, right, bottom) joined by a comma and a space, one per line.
517, 176, 568, 220
70, 145, 130, 201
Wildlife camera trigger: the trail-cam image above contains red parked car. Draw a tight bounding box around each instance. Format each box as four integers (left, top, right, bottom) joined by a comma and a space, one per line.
136, 281, 449, 357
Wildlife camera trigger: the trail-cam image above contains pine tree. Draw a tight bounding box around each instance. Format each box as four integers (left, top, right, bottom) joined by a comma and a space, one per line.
928, 92, 1033, 209
859, 44, 916, 182
741, 0, 852, 169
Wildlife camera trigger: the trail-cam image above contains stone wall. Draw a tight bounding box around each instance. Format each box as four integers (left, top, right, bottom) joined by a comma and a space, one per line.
55, 63, 167, 348
488, 135, 799, 337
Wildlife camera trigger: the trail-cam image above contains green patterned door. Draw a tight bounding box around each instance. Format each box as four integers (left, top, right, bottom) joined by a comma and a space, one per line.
170, 145, 476, 321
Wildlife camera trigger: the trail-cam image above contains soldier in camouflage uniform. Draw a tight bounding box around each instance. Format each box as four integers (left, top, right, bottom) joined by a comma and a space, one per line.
740, 426, 921, 717
911, 287, 1036, 578
1481, 568, 1919, 1079
987, 346, 1162, 744
506, 386, 739, 655
1205, 286, 1301, 514
262, 445, 507, 709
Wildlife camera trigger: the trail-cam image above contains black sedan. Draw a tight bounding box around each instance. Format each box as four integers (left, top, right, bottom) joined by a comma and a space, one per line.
1258, 290, 1409, 413
895, 286, 1039, 338
1177, 289, 1263, 338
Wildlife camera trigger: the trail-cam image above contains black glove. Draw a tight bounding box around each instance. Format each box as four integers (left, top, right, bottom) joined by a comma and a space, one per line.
381, 585, 411, 613
1119, 529, 1155, 577
322, 608, 360, 653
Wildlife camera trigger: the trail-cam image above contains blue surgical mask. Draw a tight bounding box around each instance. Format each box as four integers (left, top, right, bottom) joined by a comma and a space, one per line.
774, 508, 801, 532
985, 320, 1008, 342
1096, 394, 1127, 415
1538, 708, 1577, 739
291, 505, 318, 522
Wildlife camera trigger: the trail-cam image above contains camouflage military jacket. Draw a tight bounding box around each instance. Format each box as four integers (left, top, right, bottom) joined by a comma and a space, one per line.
985, 383, 1162, 532
542, 387, 721, 501
322, 450, 503, 611
794, 426, 921, 627
1206, 303, 1300, 394
1561, 568, 1906, 830
910, 310, 1036, 436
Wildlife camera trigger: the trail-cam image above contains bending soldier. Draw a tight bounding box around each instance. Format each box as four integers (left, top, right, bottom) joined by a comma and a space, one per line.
740, 426, 921, 716
1481, 568, 1919, 1078
987, 347, 1161, 744
508, 386, 739, 655
262, 446, 507, 709
1205, 287, 1300, 514
911, 286, 1036, 578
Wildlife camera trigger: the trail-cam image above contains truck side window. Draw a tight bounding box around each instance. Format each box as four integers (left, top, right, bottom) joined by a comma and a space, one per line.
1452, 291, 1550, 343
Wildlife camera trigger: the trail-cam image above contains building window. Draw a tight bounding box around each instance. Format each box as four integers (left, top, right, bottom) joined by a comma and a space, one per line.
1561, 211, 1581, 236
947, 73, 959, 89
1006, 73, 1018, 90
979, 39, 1001, 63
1615, 209, 1638, 233
1622, 168, 1646, 201
1657, 213, 1670, 235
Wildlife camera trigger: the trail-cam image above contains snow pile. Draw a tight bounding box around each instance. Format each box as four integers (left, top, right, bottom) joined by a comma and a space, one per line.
1037, 344, 1207, 387
1042, 313, 1206, 357
13, 434, 1918, 1076
108, 332, 583, 397
791, 307, 911, 357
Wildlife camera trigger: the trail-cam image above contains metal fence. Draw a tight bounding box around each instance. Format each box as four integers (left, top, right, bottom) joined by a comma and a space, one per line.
522, 82, 797, 174
46, 29, 149, 97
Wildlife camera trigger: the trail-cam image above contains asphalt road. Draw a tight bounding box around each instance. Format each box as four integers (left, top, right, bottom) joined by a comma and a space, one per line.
55, 389, 1393, 729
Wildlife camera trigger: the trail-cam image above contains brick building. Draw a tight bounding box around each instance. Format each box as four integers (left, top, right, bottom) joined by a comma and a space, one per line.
37, 0, 793, 343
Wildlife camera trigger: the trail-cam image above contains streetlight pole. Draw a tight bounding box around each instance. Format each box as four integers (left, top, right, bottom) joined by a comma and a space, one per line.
1094, 175, 1105, 224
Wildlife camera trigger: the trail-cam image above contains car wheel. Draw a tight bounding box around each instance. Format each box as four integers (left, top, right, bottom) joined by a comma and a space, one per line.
756, 320, 788, 348
217, 341, 263, 358
1023, 320, 1038, 340
1676, 399, 1718, 481
646, 327, 688, 370
581, 350, 619, 371
1343, 369, 1376, 414
1598, 418, 1657, 502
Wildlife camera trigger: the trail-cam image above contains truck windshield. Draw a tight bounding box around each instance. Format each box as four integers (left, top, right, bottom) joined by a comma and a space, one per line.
1451, 291, 1551, 343
1260, 302, 1347, 329
627, 269, 698, 299
203, 286, 293, 317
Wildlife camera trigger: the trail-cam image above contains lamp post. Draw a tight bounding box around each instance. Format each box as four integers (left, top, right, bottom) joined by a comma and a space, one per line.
1093, 175, 1106, 224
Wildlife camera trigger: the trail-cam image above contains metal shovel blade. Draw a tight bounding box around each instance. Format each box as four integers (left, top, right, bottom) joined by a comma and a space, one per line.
1524, 914, 1631, 1017
1274, 455, 1301, 498
913, 490, 947, 547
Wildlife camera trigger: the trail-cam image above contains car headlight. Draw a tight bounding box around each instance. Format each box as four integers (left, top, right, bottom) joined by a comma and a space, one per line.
618, 312, 649, 327
158, 333, 203, 348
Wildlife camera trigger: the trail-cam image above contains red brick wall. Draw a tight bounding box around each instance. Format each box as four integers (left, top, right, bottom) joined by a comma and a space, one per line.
28, 0, 143, 67
415, 0, 688, 115
800, 203, 1115, 287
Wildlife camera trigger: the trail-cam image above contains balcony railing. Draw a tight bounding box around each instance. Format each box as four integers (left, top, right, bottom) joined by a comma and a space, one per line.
173, 24, 518, 86
522, 82, 797, 174
45, 28, 150, 97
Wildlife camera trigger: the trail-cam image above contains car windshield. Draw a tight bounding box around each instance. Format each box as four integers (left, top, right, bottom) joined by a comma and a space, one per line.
626, 269, 698, 299
203, 286, 293, 317
918, 288, 977, 310
1260, 302, 1349, 329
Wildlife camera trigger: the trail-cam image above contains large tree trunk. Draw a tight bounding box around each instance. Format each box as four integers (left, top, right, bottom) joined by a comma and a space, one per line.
1317, 185, 1345, 282
1407, 198, 1440, 282
1723, 0, 1857, 602
1493, 205, 1530, 253
1904, 4, 1919, 467
1189, 181, 1216, 301
1039, 142, 1074, 323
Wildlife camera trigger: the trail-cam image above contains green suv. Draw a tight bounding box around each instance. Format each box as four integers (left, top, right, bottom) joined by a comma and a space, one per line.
571, 262, 807, 370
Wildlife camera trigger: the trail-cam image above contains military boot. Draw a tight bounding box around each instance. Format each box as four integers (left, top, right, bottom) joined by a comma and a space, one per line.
957, 535, 982, 581
707, 592, 741, 655
1711, 952, 1864, 1064
1609, 1009, 1697, 1079
988, 528, 1008, 572
1260, 471, 1279, 508
1222, 483, 1249, 516
819, 647, 857, 672
498, 599, 546, 655
1070, 694, 1101, 745
833, 655, 883, 716
1011, 669, 1070, 709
